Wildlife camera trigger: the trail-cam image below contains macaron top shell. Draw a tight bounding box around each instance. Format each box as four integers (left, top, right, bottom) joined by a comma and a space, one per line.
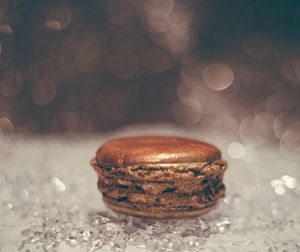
96, 136, 221, 166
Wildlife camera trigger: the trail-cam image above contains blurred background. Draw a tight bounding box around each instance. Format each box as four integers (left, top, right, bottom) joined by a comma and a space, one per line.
0, 0, 300, 156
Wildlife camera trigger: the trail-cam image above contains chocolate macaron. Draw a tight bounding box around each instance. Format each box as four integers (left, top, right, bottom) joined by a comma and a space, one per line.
91, 136, 227, 218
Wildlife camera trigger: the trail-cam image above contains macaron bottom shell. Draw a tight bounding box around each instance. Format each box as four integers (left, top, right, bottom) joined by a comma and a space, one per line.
103, 197, 218, 219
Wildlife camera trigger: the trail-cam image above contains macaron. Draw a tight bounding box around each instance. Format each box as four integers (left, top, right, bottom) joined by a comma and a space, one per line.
91, 136, 227, 219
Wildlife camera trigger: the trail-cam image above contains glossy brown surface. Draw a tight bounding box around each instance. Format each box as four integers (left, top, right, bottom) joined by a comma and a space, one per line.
96, 136, 221, 166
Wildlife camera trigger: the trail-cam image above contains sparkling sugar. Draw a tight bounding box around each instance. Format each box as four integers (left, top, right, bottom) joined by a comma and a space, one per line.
0, 135, 300, 251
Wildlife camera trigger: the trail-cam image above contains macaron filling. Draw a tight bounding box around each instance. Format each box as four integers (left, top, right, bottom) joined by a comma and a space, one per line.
91, 158, 226, 212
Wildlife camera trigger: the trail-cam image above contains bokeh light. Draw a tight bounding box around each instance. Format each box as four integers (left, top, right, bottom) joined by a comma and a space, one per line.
243, 33, 272, 59
0, 0, 298, 141
180, 62, 204, 88
281, 56, 300, 85
0, 70, 23, 96
0, 24, 12, 35
32, 80, 56, 106
46, 7, 71, 31
227, 142, 245, 159
171, 100, 201, 126
51, 177, 66, 192
0, 116, 13, 134
280, 119, 300, 157
203, 63, 234, 91
281, 175, 297, 189
274, 184, 286, 195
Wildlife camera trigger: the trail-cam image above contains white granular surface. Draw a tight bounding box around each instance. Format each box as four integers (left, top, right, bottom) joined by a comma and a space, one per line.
0, 127, 300, 252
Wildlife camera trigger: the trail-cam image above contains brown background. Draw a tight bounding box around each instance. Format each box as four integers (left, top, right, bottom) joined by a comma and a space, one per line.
0, 0, 300, 138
